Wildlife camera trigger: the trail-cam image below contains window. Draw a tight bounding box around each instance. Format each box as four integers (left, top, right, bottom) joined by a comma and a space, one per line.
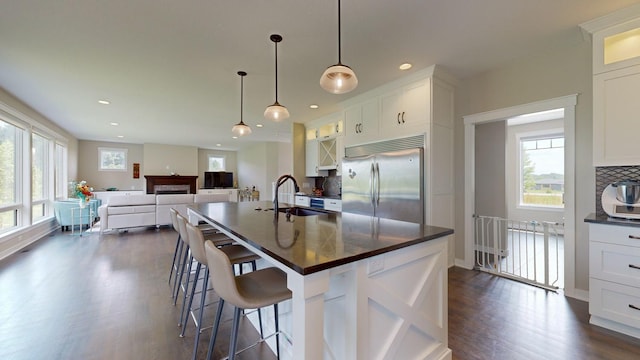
0, 120, 21, 232
520, 135, 564, 208
31, 133, 51, 222
54, 143, 67, 200
99, 147, 127, 171
208, 155, 225, 171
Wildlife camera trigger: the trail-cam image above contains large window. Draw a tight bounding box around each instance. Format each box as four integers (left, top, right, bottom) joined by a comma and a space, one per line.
0, 120, 20, 232
208, 155, 226, 171
31, 133, 50, 222
520, 135, 564, 208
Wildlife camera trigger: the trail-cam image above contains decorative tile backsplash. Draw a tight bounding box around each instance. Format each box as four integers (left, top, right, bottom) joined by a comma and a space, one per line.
595, 166, 640, 216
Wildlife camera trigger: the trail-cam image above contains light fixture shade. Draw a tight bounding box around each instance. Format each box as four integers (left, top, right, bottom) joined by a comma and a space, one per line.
231, 122, 252, 136
320, 64, 358, 94
264, 102, 290, 122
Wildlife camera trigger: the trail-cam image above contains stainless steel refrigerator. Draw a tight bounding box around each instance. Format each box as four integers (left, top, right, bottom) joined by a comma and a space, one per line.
341, 147, 424, 224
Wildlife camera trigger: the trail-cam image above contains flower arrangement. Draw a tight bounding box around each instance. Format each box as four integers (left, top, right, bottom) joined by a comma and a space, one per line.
71, 180, 93, 202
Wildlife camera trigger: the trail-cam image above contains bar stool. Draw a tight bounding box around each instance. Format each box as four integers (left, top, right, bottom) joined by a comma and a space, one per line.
183, 221, 260, 360
173, 213, 233, 306
204, 241, 292, 360
168, 208, 184, 290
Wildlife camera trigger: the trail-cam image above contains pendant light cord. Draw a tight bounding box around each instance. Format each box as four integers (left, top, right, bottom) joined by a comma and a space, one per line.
337, 0, 342, 64
240, 73, 244, 124
274, 40, 279, 102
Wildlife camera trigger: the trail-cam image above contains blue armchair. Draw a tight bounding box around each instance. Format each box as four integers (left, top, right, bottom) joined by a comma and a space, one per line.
54, 199, 101, 231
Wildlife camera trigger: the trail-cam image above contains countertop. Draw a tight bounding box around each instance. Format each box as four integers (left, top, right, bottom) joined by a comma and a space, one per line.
189, 201, 453, 275
584, 212, 640, 228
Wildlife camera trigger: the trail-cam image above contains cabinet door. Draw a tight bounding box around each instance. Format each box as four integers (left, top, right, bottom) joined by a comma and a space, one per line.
380, 80, 428, 138
593, 65, 640, 166
318, 137, 337, 170
344, 105, 362, 147
305, 140, 328, 176
335, 135, 344, 176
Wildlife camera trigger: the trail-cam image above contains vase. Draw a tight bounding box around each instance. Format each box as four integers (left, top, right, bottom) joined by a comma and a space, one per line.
79, 198, 87, 209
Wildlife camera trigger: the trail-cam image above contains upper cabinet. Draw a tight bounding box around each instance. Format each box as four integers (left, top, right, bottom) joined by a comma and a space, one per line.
379, 79, 430, 138
344, 98, 380, 147
305, 115, 343, 176
581, 5, 640, 165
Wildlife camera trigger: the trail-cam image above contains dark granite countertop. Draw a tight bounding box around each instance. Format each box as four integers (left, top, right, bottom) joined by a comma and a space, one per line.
584, 212, 640, 228
190, 201, 453, 275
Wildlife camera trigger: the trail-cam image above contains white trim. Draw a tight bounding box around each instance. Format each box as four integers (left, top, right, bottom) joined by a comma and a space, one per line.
463, 94, 578, 297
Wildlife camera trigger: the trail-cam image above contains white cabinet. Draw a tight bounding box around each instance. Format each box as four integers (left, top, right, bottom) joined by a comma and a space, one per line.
197, 188, 238, 202
379, 79, 430, 138
93, 190, 144, 203
593, 64, 640, 165
582, 9, 640, 166
344, 98, 379, 147
294, 195, 311, 207
589, 222, 640, 339
305, 139, 328, 177
324, 198, 342, 212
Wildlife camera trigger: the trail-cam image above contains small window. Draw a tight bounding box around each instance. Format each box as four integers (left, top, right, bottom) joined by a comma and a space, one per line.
520, 135, 564, 208
99, 147, 127, 171
208, 155, 225, 171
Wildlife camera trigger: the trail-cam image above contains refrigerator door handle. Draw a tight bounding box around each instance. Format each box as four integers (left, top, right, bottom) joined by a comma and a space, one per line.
370, 163, 376, 207
375, 162, 380, 206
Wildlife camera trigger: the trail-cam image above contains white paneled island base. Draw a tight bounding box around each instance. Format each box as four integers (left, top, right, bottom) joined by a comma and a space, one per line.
189, 202, 452, 360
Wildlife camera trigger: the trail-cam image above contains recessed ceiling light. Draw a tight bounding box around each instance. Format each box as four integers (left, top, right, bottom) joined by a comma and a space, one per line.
110, 122, 119, 126
399, 63, 412, 70
117, 135, 124, 138
256, 124, 264, 128
310, 104, 319, 109
232, 136, 238, 139
98, 100, 110, 105
216, 143, 222, 147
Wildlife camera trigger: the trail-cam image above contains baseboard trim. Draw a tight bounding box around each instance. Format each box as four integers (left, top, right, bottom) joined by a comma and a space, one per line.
0, 219, 58, 261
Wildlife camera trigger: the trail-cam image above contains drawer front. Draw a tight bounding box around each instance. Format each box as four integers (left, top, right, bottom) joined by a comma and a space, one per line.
294, 196, 310, 207
591, 241, 640, 286
589, 223, 640, 247
590, 278, 640, 329
324, 199, 342, 212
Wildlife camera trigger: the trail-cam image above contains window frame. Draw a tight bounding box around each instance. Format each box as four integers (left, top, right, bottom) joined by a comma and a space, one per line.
516, 131, 565, 210
0, 118, 23, 233
208, 155, 226, 171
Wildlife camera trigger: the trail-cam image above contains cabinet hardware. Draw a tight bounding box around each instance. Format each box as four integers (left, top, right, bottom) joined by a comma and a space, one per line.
401, 111, 405, 123
629, 235, 640, 240
629, 304, 640, 311
629, 264, 640, 270
397, 112, 401, 124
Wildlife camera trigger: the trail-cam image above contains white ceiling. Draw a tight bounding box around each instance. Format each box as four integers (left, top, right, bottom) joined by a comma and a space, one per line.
1, 0, 639, 150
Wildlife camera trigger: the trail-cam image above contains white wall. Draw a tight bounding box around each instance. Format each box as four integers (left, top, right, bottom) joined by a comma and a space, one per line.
143, 143, 198, 176
475, 121, 506, 218
455, 38, 595, 291
237, 142, 293, 202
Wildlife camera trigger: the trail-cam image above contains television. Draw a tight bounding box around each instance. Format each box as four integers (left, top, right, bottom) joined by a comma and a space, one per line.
204, 171, 233, 188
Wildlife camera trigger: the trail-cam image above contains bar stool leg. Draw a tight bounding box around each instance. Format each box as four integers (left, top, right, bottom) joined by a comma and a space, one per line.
168, 234, 182, 286
191, 268, 209, 360
180, 262, 201, 335
173, 245, 190, 304
274, 303, 281, 359
206, 299, 225, 360
228, 307, 242, 360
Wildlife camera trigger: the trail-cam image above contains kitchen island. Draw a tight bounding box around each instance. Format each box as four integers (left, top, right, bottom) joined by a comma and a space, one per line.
188, 201, 453, 360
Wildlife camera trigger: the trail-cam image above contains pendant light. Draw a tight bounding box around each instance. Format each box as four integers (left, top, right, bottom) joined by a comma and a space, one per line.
320, 0, 358, 94
264, 34, 290, 122
231, 71, 252, 137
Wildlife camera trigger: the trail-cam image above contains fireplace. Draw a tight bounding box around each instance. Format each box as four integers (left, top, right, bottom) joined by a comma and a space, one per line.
144, 175, 198, 194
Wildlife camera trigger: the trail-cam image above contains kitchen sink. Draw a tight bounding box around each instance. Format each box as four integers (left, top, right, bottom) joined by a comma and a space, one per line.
267, 207, 327, 217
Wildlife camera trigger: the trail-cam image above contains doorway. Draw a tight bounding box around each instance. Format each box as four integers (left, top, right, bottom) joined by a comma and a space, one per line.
463, 95, 577, 294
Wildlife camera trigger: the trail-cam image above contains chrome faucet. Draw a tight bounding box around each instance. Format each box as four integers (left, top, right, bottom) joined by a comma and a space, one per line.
273, 174, 300, 217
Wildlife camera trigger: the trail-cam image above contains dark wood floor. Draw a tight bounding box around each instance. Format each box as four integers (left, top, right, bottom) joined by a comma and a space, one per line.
2, 227, 640, 359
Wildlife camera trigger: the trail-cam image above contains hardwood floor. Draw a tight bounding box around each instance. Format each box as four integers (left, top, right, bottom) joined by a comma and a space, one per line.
2, 227, 640, 359
449, 267, 640, 360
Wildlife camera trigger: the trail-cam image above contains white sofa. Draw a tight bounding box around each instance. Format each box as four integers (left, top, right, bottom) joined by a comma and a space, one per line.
98, 193, 230, 233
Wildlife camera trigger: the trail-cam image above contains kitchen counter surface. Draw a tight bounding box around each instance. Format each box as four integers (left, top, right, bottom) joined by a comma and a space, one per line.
189, 201, 452, 275
584, 212, 640, 228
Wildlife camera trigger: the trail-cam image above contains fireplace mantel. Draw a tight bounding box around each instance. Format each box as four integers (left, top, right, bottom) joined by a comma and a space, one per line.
144, 175, 198, 194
